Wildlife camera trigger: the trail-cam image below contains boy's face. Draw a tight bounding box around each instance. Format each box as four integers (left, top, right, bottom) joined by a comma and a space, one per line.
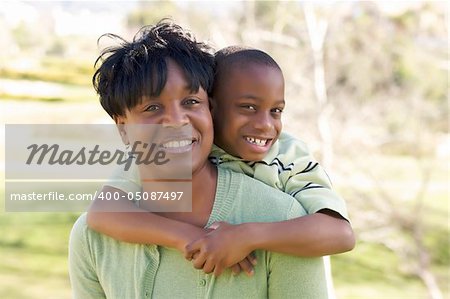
115, 59, 214, 174
212, 64, 284, 161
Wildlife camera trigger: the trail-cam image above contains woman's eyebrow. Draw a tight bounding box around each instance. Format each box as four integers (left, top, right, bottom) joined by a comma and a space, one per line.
140, 96, 158, 103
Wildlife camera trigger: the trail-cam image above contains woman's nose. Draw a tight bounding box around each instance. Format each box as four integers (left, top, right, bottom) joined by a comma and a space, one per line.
162, 105, 189, 128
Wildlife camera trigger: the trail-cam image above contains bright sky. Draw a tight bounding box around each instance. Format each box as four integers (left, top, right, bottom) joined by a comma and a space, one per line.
0, 1, 435, 37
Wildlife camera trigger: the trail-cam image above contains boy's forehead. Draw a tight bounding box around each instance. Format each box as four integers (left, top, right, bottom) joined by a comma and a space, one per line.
214, 64, 284, 103
220, 63, 283, 86
226, 61, 280, 75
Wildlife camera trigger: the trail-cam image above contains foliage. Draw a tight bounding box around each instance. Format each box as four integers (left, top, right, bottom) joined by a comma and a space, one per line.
126, 1, 179, 29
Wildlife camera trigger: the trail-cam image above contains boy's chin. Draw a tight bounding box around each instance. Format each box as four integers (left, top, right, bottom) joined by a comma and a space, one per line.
239, 152, 267, 162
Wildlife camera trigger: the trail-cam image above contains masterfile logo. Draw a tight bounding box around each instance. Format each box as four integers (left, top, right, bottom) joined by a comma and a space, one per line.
25, 141, 170, 171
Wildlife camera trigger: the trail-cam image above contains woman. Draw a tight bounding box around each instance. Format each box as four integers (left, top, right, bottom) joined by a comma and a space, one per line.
69, 20, 328, 298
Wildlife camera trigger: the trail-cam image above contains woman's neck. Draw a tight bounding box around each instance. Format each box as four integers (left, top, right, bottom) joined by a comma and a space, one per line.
192, 161, 217, 204
155, 161, 218, 227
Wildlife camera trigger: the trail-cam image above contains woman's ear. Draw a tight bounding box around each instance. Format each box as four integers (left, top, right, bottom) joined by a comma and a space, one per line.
114, 115, 129, 146
209, 97, 216, 118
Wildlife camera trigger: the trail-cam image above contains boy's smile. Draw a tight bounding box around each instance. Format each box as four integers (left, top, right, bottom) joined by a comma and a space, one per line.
243, 136, 273, 152
212, 63, 284, 161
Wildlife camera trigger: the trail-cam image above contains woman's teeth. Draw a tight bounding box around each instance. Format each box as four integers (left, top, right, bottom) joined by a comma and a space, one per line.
162, 140, 192, 148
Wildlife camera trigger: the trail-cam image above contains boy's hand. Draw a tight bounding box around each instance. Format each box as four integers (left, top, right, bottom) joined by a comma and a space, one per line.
184, 222, 257, 277
229, 255, 257, 277
175, 225, 214, 253
189, 251, 257, 277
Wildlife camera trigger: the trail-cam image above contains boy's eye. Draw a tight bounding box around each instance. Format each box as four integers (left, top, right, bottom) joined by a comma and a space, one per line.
272, 108, 283, 113
241, 105, 256, 111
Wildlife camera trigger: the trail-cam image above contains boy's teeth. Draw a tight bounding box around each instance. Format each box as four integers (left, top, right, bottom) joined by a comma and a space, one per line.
162, 140, 192, 148
245, 137, 268, 146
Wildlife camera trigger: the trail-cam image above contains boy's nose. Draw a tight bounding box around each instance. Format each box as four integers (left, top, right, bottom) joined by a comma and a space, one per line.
162, 105, 189, 128
253, 112, 274, 132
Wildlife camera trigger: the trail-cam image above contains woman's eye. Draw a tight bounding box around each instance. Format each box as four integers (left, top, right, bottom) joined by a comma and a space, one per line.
184, 98, 200, 105
144, 105, 159, 112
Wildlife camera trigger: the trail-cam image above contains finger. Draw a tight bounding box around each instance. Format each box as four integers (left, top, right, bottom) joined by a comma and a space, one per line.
247, 253, 257, 266
192, 254, 206, 270
202, 258, 215, 274
213, 263, 224, 277
185, 240, 202, 256
238, 259, 254, 277
231, 264, 241, 275
184, 249, 199, 261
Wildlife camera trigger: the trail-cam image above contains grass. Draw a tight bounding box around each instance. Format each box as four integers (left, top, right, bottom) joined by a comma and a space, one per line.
0, 57, 93, 87
332, 243, 440, 299
0, 211, 79, 299
332, 153, 449, 298
1, 56, 97, 104
0, 79, 97, 103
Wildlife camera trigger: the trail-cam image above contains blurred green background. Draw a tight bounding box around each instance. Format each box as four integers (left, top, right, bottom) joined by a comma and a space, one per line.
0, 1, 448, 298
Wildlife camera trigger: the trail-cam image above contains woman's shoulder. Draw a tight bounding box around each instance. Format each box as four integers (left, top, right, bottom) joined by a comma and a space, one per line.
217, 167, 307, 221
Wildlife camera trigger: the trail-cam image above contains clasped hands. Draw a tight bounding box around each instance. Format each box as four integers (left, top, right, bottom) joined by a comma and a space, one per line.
183, 222, 257, 277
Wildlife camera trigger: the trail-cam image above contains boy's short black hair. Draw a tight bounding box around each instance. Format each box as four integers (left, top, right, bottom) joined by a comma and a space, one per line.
93, 19, 215, 118
213, 46, 282, 94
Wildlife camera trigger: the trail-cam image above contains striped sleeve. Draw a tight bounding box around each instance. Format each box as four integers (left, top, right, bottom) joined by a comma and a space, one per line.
279, 134, 349, 221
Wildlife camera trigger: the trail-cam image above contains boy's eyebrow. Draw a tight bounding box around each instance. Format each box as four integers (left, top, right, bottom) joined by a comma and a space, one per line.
238, 95, 285, 105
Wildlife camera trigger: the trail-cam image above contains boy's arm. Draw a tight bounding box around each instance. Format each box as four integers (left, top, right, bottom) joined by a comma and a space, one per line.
87, 185, 205, 252
243, 210, 354, 256
186, 210, 353, 267
89, 186, 257, 276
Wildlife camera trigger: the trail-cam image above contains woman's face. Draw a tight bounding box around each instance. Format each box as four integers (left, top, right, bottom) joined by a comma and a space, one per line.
116, 59, 214, 176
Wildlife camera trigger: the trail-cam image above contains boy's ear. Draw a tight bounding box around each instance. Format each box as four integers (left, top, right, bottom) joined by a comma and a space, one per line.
114, 115, 130, 145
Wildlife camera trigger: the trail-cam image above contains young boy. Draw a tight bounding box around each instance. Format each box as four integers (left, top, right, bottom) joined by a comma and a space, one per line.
87, 44, 354, 276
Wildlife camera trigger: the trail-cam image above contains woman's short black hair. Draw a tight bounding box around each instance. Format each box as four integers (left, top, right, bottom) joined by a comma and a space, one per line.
93, 19, 215, 118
